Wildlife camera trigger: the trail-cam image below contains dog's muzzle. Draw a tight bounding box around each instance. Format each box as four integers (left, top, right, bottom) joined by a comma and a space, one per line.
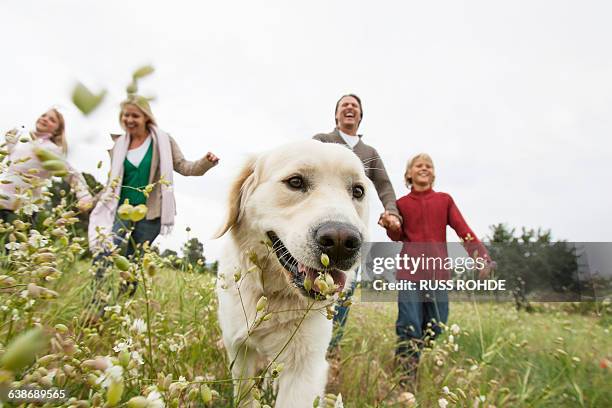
266, 221, 363, 299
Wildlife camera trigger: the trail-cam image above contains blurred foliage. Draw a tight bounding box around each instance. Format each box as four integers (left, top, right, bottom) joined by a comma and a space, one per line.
486, 224, 583, 311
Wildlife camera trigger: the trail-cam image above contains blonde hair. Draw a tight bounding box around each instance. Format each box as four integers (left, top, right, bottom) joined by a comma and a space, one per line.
119, 95, 157, 131
34, 109, 67, 154
404, 153, 435, 187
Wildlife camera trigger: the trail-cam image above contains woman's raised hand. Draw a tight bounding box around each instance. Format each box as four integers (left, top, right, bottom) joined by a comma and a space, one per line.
205, 152, 220, 165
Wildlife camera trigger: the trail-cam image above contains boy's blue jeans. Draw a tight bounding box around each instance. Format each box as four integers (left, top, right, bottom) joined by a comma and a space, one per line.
396, 288, 449, 359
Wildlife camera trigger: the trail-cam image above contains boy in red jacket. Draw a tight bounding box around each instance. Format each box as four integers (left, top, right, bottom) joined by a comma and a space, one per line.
387, 153, 493, 383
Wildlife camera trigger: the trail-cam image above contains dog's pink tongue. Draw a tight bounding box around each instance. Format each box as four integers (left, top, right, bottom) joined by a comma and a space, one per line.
298, 263, 308, 275
298, 263, 323, 292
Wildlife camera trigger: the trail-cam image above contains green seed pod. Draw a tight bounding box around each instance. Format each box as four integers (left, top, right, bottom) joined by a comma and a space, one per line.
34, 252, 56, 264
200, 385, 213, 404
0, 328, 47, 372
54, 370, 66, 387
54, 324, 69, 333
117, 202, 133, 221
127, 396, 148, 408
303, 278, 312, 292
51, 170, 68, 177
13, 219, 27, 230
36, 354, 56, 366
118, 351, 130, 367
126, 82, 138, 95
0, 275, 16, 287
41, 160, 67, 172
39, 374, 53, 387
314, 276, 328, 293
33, 147, 63, 162
146, 263, 157, 278
188, 388, 199, 401
106, 379, 124, 407
113, 255, 130, 271
132, 65, 155, 79
129, 204, 147, 222
256, 296, 268, 312
320, 253, 330, 267
87, 373, 98, 387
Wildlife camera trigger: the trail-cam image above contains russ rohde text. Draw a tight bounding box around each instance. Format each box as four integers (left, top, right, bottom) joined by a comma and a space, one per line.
372, 280, 506, 291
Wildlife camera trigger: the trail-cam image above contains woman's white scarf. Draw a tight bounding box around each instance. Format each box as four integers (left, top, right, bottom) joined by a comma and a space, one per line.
88, 126, 175, 253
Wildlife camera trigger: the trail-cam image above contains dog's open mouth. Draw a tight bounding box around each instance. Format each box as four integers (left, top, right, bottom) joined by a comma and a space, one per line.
267, 231, 347, 298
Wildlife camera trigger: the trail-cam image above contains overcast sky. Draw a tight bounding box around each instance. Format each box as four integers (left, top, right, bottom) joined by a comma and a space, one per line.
1, 1, 610, 261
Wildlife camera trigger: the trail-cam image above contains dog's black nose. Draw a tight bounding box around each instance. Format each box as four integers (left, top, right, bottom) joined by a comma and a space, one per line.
315, 222, 362, 267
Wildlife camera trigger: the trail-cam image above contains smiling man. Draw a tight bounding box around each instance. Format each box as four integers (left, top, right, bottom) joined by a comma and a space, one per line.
313, 94, 402, 353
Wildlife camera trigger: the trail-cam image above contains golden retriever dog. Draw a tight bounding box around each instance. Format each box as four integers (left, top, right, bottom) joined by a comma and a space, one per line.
215, 140, 369, 407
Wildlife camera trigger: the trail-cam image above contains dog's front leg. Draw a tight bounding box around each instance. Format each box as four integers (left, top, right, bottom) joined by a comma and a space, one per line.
229, 344, 259, 408
274, 357, 328, 408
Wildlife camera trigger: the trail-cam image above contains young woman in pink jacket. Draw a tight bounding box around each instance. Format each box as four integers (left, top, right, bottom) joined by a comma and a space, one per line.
0, 108, 92, 222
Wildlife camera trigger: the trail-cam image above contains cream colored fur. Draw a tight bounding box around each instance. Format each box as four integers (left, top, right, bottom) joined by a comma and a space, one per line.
216, 140, 369, 408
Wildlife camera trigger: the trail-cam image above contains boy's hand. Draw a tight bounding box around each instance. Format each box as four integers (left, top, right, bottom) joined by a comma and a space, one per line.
378, 211, 401, 232
478, 260, 496, 279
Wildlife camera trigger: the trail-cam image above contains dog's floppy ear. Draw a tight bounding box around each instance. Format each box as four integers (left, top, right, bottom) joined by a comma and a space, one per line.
215, 156, 258, 238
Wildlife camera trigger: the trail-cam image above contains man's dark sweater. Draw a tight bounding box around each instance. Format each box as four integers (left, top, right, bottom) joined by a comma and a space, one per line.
313, 128, 400, 218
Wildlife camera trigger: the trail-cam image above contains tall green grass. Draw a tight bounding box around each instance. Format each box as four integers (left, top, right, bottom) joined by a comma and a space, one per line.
2, 262, 610, 407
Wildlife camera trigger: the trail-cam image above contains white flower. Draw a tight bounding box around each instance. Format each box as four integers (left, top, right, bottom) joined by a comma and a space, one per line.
131, 351, 144, 365
20, 203, 40, 216
442, 386, 450, 394
450, 324, 460, 335
146, 388, 165, 408
113, 338, 133, 353
438, 397, 449, 408
334, 393, 344, 408
97, 364, 124, 388
5, 242, 22, 251
448, 334, 454, 344
103, 305, 122, 314
27, 230, 48, 248
131, 318, 147, 334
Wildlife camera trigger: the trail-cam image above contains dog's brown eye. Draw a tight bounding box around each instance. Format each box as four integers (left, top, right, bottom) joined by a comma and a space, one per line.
285, 175, 304, 190
353, 184, 364, 199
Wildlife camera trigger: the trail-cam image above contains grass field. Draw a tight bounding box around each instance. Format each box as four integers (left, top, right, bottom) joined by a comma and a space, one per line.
1, 258, 609, 407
